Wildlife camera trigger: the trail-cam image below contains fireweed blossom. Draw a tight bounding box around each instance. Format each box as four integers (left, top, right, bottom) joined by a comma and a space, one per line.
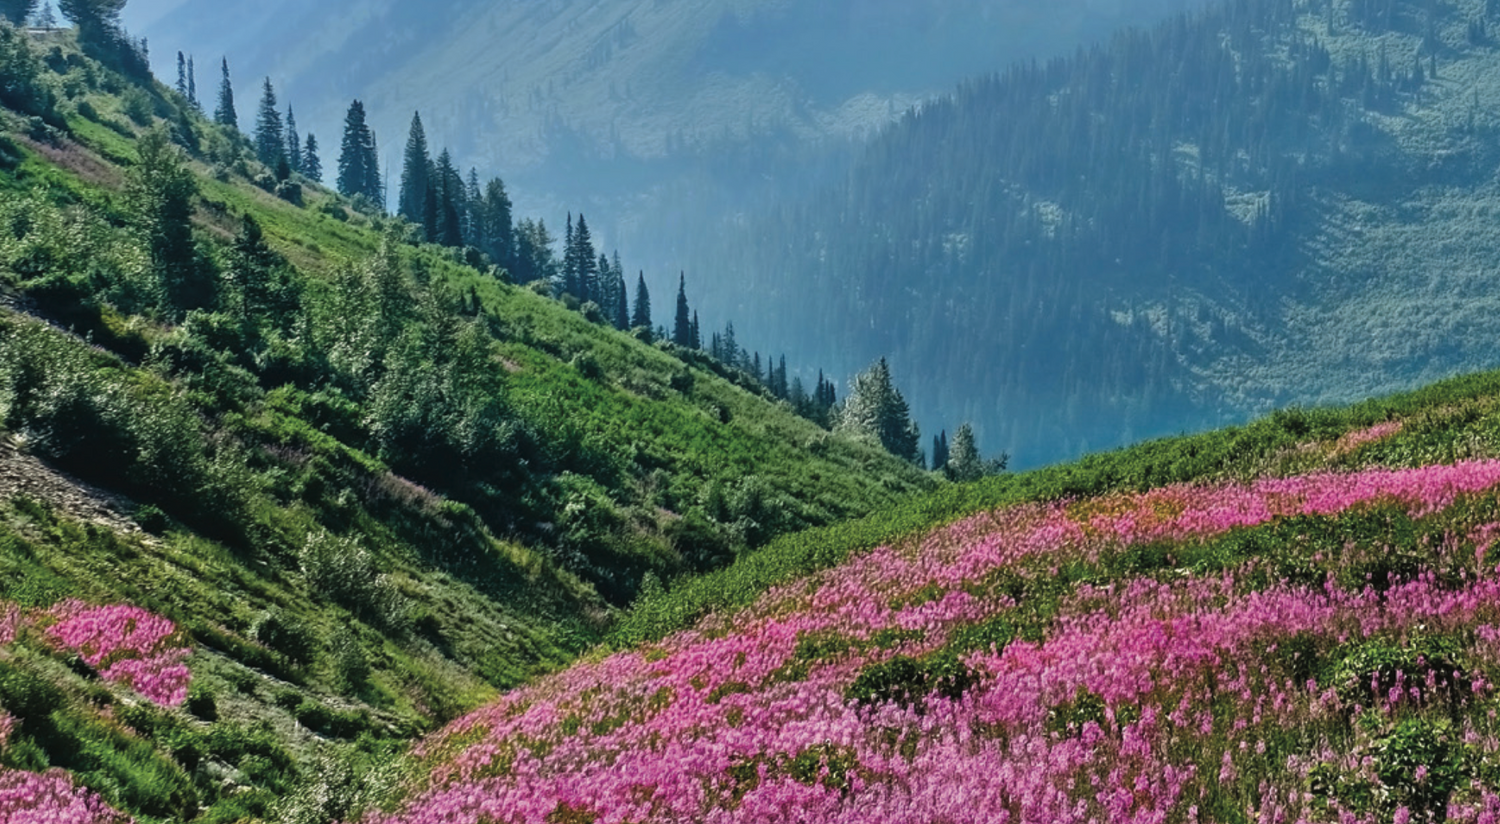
363, 460, 1500, 823
38, 602, 191, 706
0, 768, 132, 824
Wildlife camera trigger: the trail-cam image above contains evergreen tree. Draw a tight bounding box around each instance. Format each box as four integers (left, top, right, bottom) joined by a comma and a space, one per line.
945, 424, 984, 482
253, 77, 284, 169
337, 99, 378, 202
465, 170, 483, 253
397, 112, 431, 230
175, 51, 187, 97
434, 148, 463, 247
214, 57, 236, 128
186, 54, 196, 109
0, 0, 35, 24
127, 128, 206, 314
284, 106, 300, 174
692, 312, 702, 350
302, 133, 322, 182
573, 214, 597, 302
631, 272, 651, 330
513, 219, 558, 286
932, 431, 950, 472
672, 273, 692, 347
561, 214, 577, 297
610, 252, 628, 330
481, 178, 514, 270
837, 358, 921, 464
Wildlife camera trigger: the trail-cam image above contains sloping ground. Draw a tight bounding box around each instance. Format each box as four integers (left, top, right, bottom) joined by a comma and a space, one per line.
0, 434, 143, 538
369, 389, 1500, 822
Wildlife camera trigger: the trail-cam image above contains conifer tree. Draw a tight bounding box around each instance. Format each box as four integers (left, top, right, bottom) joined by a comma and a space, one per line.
692, 312, 702, 350
465, 169, 483, 252
434, 148, 463, 247
128, 128, 206, 314
481, 178, 514, 269
837, 358, 921, 464
214, 57, 236, 128
932, 431, 949, 472
284, 106, 300, 174
175, 51, 187, 97
561, 214, 577, 296
945, 424, 984, 482
302, 133, 321, 182
572, 214, 597, 302
254, 77, 284, 169
186, 54, 196, 109
673, 273, 692, 347
397, 112, 431, 230
337, 100, 379, 202
631, 272, 651, 330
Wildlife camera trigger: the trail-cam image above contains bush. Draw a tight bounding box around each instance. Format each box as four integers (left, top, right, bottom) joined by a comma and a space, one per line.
251, 609, 318, 664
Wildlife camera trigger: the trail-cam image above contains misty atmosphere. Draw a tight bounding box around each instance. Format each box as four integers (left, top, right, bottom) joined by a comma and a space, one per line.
3, 0, 1500, 821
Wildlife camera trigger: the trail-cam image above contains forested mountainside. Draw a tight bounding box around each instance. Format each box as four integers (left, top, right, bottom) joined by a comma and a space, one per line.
127, 0, 1210, 285
0, 24, 935, 822
697, 0, 1500, 469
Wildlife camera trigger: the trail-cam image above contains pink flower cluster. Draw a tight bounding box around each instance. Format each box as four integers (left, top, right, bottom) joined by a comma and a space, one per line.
0, 768, 131, 823
365, 460, 1500, 824
1333, 420, 1404, 454
39, 602, 190, 706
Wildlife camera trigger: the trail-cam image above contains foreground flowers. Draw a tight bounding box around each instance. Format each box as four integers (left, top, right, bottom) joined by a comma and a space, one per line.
370, 460, 1500, 824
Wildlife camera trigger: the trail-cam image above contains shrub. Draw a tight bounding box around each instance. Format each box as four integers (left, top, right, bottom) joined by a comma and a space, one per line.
250, 610, 317, 665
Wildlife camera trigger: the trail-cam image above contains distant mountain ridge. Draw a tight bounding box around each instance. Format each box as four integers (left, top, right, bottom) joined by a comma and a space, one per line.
127, 0, 1209, 282
694, 0, 1500, 468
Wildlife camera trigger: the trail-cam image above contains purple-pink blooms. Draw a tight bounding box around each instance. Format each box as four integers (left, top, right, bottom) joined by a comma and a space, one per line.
39, 602, 190, 707
0, 768, 131, 824
364, 459, 1500, 824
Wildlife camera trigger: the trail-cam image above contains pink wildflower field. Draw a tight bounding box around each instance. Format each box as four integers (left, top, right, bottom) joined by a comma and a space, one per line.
0, 603, 191, 824
368, 459, 1500, 824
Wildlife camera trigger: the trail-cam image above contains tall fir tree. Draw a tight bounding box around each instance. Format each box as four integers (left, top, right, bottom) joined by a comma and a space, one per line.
397, 112, 431, 231
214, 57, 236, 128
610, 252, 628, 330
573, 214, 597, 303
631, 272, 651, 330
186, 54, 196, 109
175, 51, 187, 97
465, 170, 483, 253
302, 133, 322, 182
253, 77, 284, 169
672, 273, 692, 347
481, 178, 514, 270
561, 214, 578, 297
337, 100, 380, 203
284, 106, 300, 174
932, 431, 950, 473
434, 148, 464, 247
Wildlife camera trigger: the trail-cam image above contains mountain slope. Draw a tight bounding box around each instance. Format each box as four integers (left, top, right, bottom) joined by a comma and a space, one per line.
695, 0, 1500, 469
0, 26, 934, 822
372, 356, 1500, 824
127, 0, 1211, 278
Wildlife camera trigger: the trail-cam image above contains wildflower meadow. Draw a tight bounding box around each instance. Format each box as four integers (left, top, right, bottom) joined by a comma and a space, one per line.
369, 455, 1500, 823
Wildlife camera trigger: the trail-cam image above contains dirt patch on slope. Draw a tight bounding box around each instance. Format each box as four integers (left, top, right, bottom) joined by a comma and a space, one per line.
0, 434, 143, 536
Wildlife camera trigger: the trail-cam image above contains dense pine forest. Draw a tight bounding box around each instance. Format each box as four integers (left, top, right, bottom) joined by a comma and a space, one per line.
697, 0, 1500, 467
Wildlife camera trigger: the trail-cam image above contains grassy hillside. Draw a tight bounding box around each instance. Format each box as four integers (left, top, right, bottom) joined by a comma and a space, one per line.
373, 367, 1500, 824
0, 25, 934, 823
